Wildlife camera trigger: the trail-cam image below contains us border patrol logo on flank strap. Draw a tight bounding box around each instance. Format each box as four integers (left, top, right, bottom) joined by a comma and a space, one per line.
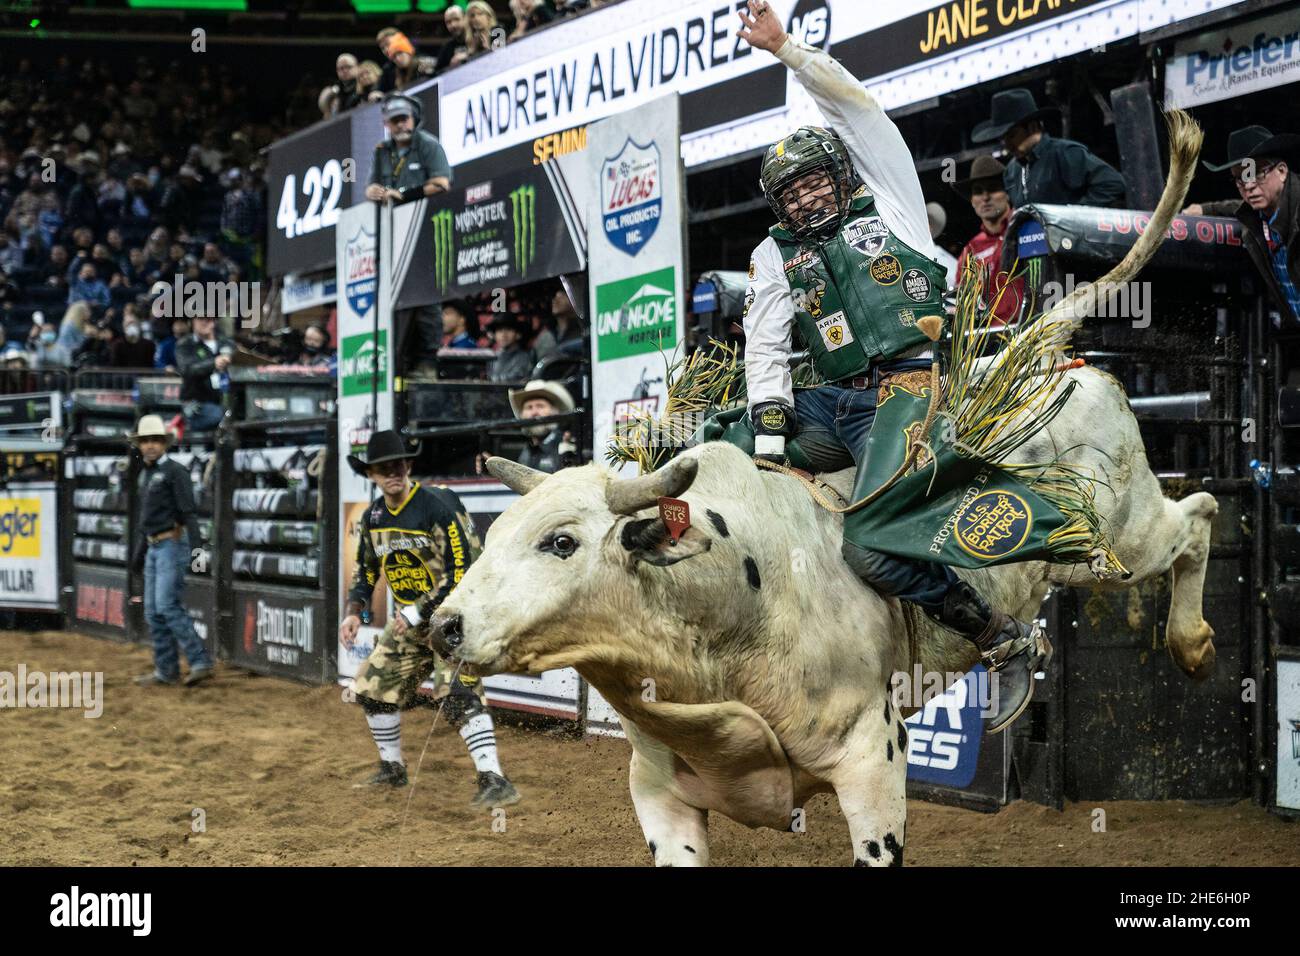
815, 310, 853, 351
869, 253, 902, 285
955, 491, 1033, 560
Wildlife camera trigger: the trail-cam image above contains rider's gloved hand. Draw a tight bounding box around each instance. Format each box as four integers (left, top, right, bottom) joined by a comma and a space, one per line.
751, 401, 796, 466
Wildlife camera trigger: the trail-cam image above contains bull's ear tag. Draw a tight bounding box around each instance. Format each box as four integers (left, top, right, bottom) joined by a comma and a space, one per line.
658, 497, 691, 544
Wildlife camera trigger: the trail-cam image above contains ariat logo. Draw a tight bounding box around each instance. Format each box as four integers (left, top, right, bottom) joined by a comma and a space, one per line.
431, 208, 454, 293
955, 491, 1032, 560
869, 253, 902, 285
510, 184, 536, 276
815, 310, 853, 352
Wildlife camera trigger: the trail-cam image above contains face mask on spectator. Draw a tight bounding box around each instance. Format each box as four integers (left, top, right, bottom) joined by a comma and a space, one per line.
41, 330, 57, 345
124, 324, 140, 341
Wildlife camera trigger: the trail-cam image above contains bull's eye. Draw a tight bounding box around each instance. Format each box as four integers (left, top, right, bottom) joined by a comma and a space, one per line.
541, 532, 578, 559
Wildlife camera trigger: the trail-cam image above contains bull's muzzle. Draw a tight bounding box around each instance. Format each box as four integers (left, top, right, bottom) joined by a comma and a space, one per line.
427, 613, 463, 658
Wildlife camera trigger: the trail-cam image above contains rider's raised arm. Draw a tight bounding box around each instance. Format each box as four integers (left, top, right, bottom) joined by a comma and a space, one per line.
744, 237, 796, 411
775, 38, 932, 255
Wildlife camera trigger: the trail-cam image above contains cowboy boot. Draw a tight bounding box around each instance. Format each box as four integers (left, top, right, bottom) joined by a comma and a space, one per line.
933, 580, 1052, 733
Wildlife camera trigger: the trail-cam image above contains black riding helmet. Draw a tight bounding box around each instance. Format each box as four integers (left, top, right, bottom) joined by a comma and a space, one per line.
759, 126, 859, 241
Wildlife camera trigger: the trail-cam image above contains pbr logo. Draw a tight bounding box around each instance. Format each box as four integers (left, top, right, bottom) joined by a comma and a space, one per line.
842, 216, 888, 258
601, 138, 662, 257
904, 666, 987, 787
344, 228, 377, 316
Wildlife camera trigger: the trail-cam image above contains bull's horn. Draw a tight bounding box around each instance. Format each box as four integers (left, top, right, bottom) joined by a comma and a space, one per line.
486, 456, 547, 495
606, 457, 699, 515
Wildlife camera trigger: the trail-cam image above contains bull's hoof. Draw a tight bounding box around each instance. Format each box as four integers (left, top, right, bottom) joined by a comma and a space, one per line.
1167, 620, 1216, 681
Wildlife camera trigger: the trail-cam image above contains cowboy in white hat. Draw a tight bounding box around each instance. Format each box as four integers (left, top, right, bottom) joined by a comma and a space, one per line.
507, 379, 579, 474
129, 415, 214, 687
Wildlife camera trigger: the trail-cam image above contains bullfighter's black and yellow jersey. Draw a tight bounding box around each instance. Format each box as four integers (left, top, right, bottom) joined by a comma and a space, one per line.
347, 483, 482, 610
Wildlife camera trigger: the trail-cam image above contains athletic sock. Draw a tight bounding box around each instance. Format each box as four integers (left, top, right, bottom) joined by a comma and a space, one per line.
459, 712, 502, 775
366, 711, 403, 764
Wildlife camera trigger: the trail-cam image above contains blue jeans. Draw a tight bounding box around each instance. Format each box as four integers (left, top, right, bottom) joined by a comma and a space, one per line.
185, 401, 224, 432
792, 359, 957, 614
143, 536, 211, 680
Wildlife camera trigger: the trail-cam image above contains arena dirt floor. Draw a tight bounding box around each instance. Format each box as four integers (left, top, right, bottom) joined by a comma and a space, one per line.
4, 629, 1298, 867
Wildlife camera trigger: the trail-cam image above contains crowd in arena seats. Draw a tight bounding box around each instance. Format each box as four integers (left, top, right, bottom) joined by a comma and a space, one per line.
318, 0, 613, 119
0, 53, 275, 375
436, 283, 587, 379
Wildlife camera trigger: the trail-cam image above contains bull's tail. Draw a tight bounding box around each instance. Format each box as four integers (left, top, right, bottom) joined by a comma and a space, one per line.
1016, 108, 1203, 350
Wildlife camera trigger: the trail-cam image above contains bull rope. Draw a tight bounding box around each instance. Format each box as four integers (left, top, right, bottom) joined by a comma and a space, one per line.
393, 657, 465, 866
753, 361, 942, 515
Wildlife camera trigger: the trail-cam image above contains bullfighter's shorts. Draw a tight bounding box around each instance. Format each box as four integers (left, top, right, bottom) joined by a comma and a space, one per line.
352, 617, 487, 713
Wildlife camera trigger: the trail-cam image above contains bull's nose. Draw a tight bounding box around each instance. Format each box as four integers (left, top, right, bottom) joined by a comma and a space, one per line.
430, 613, 463, 656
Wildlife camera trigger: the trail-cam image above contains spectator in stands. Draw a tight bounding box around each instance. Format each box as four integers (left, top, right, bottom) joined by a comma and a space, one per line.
220, 169, 261, 277
65, 153, 102, 233
73, 317, 114, 369
198, 242, 234, 283
122, 173, 154, 239
436, 4, 470, 73
375, 27, 401, 91
441, 299, 480, 349
319, 54, 360, 118
128, 414, 214, 688
508, 379, 579, 473
40, 245, 70, 291
176, 313, 233, 432
465, 1, 503, 56
296, 323, 334, 369
925, 201, 958, 288
68, 262, 110, 309
112, 311, 155, 368
365, 94, 451, 206
155, 317, 190, 372
58, 301, 92, 356
510, 0, 556, 39
954, 154, 1024, 327
28, 317, 68, 368
158, 164, 202, 235
971, 89, 1126, 209
0, 229, 21, 275
487, 314, 536, 382
1186, 127, 1299, 323
355, 61, 384, 104
3, 174, 60, 238
533, 287, 585, 358
385, 32, 437, 92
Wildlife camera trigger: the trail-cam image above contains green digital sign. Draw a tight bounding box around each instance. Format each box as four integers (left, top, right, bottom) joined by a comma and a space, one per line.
127, 0, 249, 9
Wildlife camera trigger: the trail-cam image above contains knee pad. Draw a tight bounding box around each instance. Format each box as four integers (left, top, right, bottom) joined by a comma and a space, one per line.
358, 695, 398, 716
442, 680, 486, 726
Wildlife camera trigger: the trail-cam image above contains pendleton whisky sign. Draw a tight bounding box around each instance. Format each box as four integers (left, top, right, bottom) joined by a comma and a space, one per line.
426, 163, 582, 297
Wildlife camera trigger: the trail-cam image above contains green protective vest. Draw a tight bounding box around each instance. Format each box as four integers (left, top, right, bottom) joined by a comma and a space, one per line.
771, 192, 947, 381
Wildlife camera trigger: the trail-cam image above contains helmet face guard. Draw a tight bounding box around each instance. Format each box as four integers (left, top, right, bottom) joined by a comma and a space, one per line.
761, 128, 858, 242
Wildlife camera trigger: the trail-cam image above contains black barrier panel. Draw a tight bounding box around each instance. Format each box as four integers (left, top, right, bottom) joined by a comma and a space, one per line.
183, 577, 218, 665
229, 584, 329, 685
70, 562, 130, 642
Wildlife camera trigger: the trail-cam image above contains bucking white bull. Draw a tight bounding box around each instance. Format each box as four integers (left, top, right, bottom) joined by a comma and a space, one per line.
422, 26, 1217, 870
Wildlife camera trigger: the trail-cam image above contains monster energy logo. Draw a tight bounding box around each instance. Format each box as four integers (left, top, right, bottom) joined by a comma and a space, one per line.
432, 208, 454, 292
510, 185, 537, 277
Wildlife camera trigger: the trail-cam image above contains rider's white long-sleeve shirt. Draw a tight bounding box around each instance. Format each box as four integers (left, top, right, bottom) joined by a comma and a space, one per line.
744, 39, 933, 411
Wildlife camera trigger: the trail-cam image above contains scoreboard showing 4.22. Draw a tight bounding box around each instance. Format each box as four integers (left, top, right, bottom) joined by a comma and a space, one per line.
267, 116, 355, 275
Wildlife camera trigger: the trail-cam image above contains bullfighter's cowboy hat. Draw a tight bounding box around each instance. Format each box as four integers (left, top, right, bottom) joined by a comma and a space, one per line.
128, 414, 176, 446
508, 379, 575, 419
971, 89, 1058, 144
347, 429, 419, 477
952, 154, 1009, 198
1202, 125, 1300, 172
